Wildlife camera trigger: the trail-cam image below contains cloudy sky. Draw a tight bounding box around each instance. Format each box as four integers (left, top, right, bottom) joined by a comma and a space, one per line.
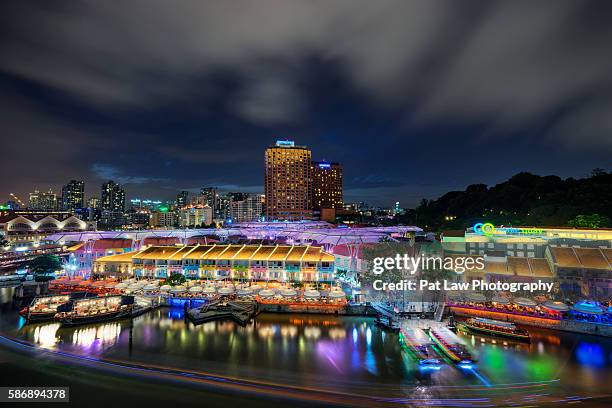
1, 0, 611, 207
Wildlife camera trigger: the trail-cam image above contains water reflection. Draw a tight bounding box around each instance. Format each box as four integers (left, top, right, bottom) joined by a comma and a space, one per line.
2, 307, 612, 397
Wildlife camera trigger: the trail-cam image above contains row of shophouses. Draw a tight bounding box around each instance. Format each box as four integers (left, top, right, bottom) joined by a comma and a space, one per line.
93, 244, 336, 282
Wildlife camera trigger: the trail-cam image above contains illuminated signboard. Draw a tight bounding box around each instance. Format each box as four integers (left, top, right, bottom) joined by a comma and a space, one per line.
276, 140, 295, 147
318, 163, 331, 169
473, 223, 543, 236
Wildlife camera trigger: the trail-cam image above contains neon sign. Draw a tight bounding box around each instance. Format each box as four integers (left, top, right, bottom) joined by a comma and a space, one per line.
276, 140, 295, 147
473, 223, 543, 236
318, 163, 331, 169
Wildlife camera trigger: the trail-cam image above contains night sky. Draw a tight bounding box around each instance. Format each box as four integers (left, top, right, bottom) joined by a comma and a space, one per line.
1, 1, 611, 207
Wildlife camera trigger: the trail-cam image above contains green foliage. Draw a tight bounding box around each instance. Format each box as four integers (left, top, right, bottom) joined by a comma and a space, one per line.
568, 214, 611, 228
28, 254, 62, 275
167, 273, 186, 286
397, 170, 612, 231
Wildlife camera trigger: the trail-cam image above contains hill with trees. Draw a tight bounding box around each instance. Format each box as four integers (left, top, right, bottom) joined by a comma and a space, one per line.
397, 169, 612, 232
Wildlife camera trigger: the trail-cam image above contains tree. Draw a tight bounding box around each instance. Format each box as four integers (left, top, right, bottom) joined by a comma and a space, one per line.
28, 254, 62, 282
167, 273, 186, 286
568, 214, 611, 229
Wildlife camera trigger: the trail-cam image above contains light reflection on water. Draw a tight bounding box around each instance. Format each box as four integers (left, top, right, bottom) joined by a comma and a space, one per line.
2, 302, 611, 397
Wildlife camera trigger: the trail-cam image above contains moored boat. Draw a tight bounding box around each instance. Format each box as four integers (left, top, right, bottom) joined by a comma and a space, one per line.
399, 328, 441, 368
20, 294, 72, 322
459, 317, 530, 342
429, 327, 475, 366
55, 295, 134, 326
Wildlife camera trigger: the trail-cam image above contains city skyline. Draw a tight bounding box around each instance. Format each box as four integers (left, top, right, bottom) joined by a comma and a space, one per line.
1, 2, 611, 207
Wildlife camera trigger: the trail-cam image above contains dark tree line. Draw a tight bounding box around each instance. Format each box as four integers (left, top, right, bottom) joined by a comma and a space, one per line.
397, 169, 612, 231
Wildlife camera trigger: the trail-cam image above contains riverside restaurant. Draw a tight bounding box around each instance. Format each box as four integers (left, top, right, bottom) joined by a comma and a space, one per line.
93, 244, 336, 283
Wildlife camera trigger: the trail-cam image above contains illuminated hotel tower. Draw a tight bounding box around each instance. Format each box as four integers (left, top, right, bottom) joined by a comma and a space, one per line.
311, 161, 343, 211
264, 140, 312, 220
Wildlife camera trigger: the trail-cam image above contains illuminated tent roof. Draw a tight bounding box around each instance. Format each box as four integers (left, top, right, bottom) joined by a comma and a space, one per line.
541, 300, 569, 312
513, 297, 537, 307
572, 301, 604, 314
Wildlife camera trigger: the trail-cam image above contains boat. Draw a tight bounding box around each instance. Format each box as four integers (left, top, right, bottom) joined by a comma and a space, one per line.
429, 327, 475, 366
19, 292, 95, 322
458, 317, 530, 342
20, 294, 72, 322
55, 295, 135, 326
187, 299, 258, 326
399, 328, 441, 368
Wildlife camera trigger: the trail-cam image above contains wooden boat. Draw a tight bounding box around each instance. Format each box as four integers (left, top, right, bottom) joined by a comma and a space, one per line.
458, 317, 530, 342
399, 328, 441, 368
429, 327, 475, 365
55, 295, 134, 326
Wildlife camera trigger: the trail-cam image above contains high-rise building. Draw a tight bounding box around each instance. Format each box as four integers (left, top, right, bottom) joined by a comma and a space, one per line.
264, 140, 312, 220
29, 189, 58, 210
199, 187, 217, 212
150, 210, 176, 229
101, 181, 125, 212
179, 205, 213, 227
61, 180, 85, 211
176, 191, 189, 208
230, 194, 264, 222
88, 196, 100, 209
311, 161, 343, 211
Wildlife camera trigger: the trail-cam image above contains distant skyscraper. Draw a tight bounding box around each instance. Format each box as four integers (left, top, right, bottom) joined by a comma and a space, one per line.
230, 194, 264, 222
199, 187, 218, 212
61, 180, 85, 211
311, 161, 343, 211
176, 190, 189, 208
29, 189, 58, 210
88, 196, 99, 209
101, 180, 125, 212
264, 140, 312, 220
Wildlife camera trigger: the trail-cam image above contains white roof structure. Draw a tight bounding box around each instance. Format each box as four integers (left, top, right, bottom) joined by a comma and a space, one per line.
45, 222, 422, 247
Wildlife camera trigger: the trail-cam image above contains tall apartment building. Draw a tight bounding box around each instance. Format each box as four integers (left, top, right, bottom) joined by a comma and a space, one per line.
61, 180, 85, 211
150, 211, 176, 229
176, 191, 189, 208
101, 181, 125, 212
28, 189, 58, 210
230, 194, 264, 222
179, 205, 213, 227
311, 161, 343, 211
264, 140, 312, 220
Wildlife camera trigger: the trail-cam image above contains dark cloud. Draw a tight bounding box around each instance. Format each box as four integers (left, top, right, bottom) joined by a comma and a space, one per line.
0, 1, 611, 206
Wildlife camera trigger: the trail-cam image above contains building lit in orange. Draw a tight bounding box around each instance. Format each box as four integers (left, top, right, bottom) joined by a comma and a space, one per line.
311, 161, 343, 211
264, 140, 312, 220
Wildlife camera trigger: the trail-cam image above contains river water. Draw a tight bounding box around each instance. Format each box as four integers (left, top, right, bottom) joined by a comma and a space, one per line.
0, 287, 611, 404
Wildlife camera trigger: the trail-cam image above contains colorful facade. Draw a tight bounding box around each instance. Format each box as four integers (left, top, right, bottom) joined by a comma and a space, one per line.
94, 244, 335, 282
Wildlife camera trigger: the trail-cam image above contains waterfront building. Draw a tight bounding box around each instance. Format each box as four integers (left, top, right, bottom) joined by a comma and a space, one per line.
94, 244, 335, 281
68, 238, 134, 274
150, 210, 176, 229
61, 180, 85, 211
29, 189, 58, 210
442, 225, 612, 298
264, 140, 313, 220
179, 205, 213, 227
230, 194, 264, 223
0, 210, 90, 245
311, 161, 343, 212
